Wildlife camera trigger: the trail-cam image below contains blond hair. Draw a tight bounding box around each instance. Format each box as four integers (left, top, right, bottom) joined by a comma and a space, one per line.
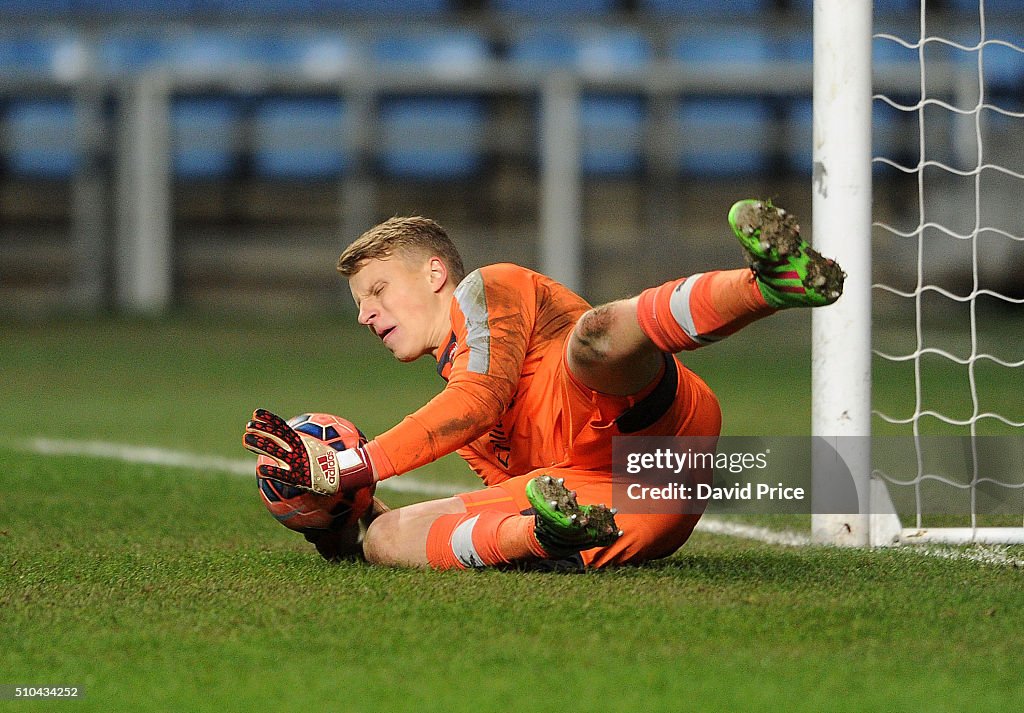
337, 216, 466, 283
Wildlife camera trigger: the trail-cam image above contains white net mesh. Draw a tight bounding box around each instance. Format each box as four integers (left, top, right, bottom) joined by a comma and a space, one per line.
871, 1, 1024, 534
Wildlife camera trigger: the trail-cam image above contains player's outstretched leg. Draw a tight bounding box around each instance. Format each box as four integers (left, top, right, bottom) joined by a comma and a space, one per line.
526, 475, 622, 557
728, 199, 845, 308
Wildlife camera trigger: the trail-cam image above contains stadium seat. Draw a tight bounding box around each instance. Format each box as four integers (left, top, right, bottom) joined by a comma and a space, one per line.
251, 97, 352, 179
96, 32, 175, 74
371, 31, 491, 179
784, 98, 919, 177
670, 26, 781, 66
872, 32, 920, 92
638, 0, 769, 15
246, 32, 360, 179
669, 29, 777, 176
246, 31, 360, 78
312, 0, 449, 15
677, 99, 773, 177
781, 34, 926, 175
98, 29, 266, 76
788, 0, 919, 14
170, 98, 241, 179
3, 99, 80, 178
69, 0, 192, 15
0, 0, 72, 15
165, 30, 265, 77
99, 30, 249, 179
189, 0, 317, 15
509, 28, 653, 176
0, 32, 87, 179
978, 37, 1024, 91
490, 0, 617, 16
0, 32, 88, 80
947, 0, 1022, 13
196, 0, 452, 15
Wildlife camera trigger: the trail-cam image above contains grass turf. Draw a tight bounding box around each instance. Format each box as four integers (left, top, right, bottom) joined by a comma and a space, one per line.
1, 314, 1022, 710
2, 449, 1022, 712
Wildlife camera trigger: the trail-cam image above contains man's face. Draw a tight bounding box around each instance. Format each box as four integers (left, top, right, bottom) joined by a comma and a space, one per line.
348, 255, 446, 362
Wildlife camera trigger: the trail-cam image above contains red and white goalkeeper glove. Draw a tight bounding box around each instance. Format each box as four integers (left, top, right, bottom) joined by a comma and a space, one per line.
242, 408, 375, 495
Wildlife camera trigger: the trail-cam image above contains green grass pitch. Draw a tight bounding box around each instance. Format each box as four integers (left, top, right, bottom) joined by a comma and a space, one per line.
1, 313, 1022, 711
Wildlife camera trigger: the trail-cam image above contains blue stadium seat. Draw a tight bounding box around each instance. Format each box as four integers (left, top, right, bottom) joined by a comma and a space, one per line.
252, 98, 352, 179
509, 28, 653, 175
670, 27, 781, 65
788, 0, 919, 13
779, 34, 925, 176
578, 97, 647, 175
490, 0, 617, 15
165, 30, 265, 76
0, 0, 72, 14
190, 0, 317, 14
670, 29, 776, 176
4, 100, 80, 178
510, 27, 651, 73
371, 30, 491, 74
371, 31, 490, 179
246, 31, 360, 78
99, 30, 248, 179
170, 98, 240, 179
948, 0, 1022, 12
0, 32, 87, 78
99, 29, 271, 77
0, 32, 87, 179
312, 0, 449, 15
69, 0, 191, 15
639, 0, 769, 15
872, 34, 922, 106
677, 99, 772, 177
377, 99, 487, 179
96, 32, 176, 74
978, 37, 1024, 91
782, 30, 813, 65
784, 98, 918, 177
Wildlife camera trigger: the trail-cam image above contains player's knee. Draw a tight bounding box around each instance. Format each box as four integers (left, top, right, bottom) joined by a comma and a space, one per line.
362, 510, 400, 565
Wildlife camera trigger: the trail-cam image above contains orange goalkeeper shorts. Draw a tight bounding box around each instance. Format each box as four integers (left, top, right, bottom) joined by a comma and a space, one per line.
456, 352, 721, 569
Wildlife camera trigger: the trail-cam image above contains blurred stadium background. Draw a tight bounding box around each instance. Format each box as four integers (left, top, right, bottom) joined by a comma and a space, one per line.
1, 0, 1020, 319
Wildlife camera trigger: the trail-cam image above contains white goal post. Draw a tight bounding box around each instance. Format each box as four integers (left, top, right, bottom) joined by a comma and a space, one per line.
812, 0, 1024, 546
811, 0, 874, 546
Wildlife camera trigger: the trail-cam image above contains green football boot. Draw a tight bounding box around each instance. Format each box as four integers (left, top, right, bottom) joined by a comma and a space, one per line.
728, 199, 846, 308
525, 475, 622, 557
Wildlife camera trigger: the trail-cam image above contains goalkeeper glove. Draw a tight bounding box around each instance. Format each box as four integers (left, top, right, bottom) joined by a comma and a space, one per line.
242, 408, 375, 495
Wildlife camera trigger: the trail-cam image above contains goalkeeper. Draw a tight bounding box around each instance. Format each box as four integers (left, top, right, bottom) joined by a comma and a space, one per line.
244, 199, 844, 570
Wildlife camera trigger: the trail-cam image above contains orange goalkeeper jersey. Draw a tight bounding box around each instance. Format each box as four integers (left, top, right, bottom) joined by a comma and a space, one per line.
368, 263, 590, 482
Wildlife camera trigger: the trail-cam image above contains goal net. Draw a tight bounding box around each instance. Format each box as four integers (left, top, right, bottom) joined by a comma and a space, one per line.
812, 0, 1024, 545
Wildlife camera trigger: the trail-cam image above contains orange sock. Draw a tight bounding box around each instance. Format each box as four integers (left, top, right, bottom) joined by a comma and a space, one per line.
637, 268, 776, 353
426, 511, 548, 570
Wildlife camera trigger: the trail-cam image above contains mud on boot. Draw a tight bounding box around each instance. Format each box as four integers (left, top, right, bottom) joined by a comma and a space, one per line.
728, 199, 846, 308
525, 475, 622, 557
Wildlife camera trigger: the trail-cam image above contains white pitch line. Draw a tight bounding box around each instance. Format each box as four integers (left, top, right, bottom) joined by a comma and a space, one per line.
20, 437, 466, 498
694, 518, 812, 547
693, 516, 1022, 567
14, 438, 1023, 568
18, 438, 807, 545
915, 544, 1024, 569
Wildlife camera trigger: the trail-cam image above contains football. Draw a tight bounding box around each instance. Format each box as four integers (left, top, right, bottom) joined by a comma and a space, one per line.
256, 412, 376, 533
